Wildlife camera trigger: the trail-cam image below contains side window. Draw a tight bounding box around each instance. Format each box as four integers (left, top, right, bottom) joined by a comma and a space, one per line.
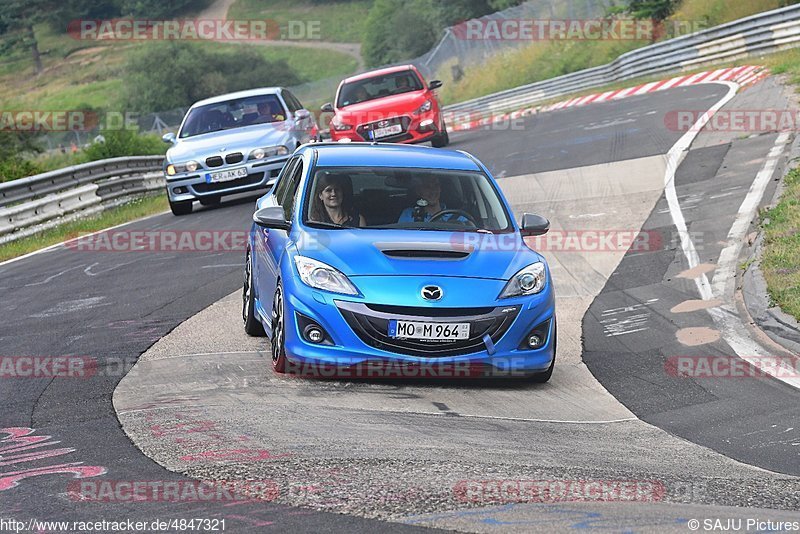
280, 159, 305, 220
282, 91, 302, 113
272, 157, 300, 204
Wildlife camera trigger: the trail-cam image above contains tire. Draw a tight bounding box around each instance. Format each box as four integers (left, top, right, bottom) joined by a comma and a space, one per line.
169, 199, 192, 216
199, 195, 221, 207
271, 281, 288, 373
431, 121, 449, 148
529, 318, 556, 383
243, 252, 266, 337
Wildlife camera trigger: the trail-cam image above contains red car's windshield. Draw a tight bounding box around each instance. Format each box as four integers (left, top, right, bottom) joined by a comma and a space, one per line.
336, 71, 424, 108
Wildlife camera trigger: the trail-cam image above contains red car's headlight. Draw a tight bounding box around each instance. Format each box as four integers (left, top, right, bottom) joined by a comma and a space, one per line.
414, 100, 433, 114
332, 117, 353, 131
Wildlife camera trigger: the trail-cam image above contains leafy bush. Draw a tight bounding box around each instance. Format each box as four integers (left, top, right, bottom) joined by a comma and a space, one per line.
79, 129, 166, 162
361, 0, 525, 67
0, 157, 43, 182
122, 42, 303, 113
118, 0, 213, 19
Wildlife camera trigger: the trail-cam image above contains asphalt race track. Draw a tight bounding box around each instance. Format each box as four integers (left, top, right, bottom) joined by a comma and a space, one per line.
2, 79, 800, 532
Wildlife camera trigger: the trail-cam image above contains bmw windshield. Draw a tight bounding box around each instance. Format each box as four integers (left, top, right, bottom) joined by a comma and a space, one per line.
303, 167, 513, 232
179, 94, 287, 138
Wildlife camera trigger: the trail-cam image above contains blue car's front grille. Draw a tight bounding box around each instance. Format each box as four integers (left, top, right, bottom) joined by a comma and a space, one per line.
336, 301, 520, 357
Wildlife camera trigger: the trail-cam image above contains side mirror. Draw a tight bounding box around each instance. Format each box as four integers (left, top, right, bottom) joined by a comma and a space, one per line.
320, 102, 334, 113
428, 80, 443, 90
295, 109, 310, 119
253, 206, 291, 230
520, 213, 549, 236
161, 132, 176, 144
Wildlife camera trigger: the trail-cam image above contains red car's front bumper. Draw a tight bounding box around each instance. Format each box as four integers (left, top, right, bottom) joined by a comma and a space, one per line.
330, 110, 443, 144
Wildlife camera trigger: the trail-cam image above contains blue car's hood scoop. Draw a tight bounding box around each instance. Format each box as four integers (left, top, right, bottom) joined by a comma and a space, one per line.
375, 241, 472, 260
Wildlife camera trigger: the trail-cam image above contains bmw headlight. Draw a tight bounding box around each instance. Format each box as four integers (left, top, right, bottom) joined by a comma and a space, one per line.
248, 146, 289, 161
294, 256, 359, 295
415, 100, 432, 114
498, 262, 547, 298
166, 160, 199, 175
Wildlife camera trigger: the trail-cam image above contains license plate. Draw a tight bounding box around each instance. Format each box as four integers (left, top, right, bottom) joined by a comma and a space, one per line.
372, 124, 402, 138
206, 167, 248, 183
388, 320, 470, 341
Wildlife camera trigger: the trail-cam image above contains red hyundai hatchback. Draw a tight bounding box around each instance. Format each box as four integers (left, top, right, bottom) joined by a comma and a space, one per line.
322, 65, 449, 147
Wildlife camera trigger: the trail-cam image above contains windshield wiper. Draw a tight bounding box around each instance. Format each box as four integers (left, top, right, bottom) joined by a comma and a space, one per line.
304, 221, 345, 229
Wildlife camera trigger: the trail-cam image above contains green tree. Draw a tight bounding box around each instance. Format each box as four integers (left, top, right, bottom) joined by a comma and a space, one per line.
362, 0, 439, 67
620, 0, 679, 22
0, 0, 55, 74
122, 42, 302, 112
362, 0, 525, 68
118, 0, 212, 18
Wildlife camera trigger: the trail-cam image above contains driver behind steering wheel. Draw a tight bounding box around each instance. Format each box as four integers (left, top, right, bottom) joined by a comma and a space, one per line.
397, 176, 470, 224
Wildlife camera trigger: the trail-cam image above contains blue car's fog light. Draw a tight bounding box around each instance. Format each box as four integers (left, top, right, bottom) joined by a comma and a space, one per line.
297, 313, 333, 345
519, 319, 551, 350
305, 325, 324, 343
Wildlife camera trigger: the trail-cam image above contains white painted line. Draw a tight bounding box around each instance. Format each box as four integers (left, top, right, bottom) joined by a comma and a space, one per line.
0, 209, 171, 269
712, 132, 790, 300
663, 82, 800, 390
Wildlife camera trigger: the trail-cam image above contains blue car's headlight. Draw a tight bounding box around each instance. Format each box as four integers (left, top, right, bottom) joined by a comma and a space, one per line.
249, 146, 289, 161
294, 256, 359, 295
498, 262, 547, 298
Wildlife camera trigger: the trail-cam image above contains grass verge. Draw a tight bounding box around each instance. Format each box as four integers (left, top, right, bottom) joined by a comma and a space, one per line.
761, 164, 800, 321
757, 47, 800, 322
0, 194, 168, 263
228, 0, 371, 43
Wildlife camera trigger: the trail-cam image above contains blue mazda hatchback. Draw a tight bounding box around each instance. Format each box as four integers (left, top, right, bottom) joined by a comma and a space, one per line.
243, 142, 556, 381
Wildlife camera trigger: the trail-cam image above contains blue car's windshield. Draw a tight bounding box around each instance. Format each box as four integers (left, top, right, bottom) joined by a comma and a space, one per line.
179, 94, 287, 138
303, 167, 512, 232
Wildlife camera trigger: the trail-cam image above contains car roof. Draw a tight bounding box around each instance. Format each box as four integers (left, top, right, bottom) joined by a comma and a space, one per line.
342, 65, 417, 84
309, 143, 482, 171
191, 87, 283, 107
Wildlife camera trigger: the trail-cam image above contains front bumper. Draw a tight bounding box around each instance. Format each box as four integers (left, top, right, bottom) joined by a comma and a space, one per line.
330, 111, 442, 144
262, 274, 556, 378
165, 157, 289, 202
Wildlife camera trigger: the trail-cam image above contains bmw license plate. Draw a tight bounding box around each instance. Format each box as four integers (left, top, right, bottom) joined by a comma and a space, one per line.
372, 124, 402, 138
206, 167, 248, 183
388, 320, 470, 341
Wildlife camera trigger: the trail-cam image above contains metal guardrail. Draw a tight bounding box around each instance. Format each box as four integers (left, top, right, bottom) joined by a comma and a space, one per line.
443, 3, 800, 122
0, 156, 164, 245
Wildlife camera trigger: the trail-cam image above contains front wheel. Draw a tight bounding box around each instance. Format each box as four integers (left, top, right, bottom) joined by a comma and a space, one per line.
271, 282, 288, 373
169, 199, 192, 216
431, 121, 449, 148
243, 252, 266, 337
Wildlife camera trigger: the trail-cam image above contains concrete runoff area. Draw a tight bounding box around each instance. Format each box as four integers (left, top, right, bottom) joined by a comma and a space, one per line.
114, 156, 800, 526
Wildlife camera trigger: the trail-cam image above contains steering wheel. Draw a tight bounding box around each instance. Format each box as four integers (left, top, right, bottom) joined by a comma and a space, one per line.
429, 209, 478, 227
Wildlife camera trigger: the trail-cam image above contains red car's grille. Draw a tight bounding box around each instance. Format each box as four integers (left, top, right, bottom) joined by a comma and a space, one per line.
356, 116, 411, 141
